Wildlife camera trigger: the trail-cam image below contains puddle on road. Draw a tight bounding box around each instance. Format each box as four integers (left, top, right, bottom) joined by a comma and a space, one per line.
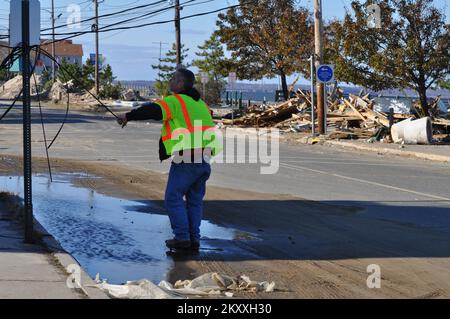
0, 174, 245, 285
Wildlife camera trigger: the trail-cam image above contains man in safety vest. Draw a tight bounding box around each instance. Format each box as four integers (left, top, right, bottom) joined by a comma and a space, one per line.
117, 69, 222, 252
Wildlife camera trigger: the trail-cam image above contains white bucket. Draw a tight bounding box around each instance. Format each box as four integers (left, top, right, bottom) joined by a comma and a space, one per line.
391, 117, 432, 145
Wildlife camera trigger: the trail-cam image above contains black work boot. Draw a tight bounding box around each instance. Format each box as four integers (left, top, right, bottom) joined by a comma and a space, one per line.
165, 239, 191, 250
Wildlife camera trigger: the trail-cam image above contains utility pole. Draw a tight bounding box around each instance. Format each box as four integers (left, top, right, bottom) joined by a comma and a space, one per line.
51, 0, 56, 81
152, 41, 169, 81
175, 0, 181, 68
21, 0, 33, 243
314, 0, 325, 134
94, 0, 100, 95
310, 55, 315, 136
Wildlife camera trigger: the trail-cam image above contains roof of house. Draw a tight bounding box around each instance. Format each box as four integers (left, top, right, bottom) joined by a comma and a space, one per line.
40, 40, 83, 57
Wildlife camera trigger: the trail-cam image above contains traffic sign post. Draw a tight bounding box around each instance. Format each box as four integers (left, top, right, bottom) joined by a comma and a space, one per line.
316, 65, 334, 135
201, 72, 209, 100
21, 0, 34, 243
10, 0, 40, 243
228, 72, 237, 126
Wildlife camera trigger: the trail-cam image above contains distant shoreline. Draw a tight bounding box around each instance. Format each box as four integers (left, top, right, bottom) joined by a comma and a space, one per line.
115, 80, 450, 101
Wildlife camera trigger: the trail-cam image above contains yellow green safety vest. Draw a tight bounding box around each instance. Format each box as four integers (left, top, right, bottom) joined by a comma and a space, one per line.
155, 94, 222, 156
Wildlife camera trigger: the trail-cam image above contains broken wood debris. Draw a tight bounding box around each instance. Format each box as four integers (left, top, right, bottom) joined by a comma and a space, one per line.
221, 89, 450, 142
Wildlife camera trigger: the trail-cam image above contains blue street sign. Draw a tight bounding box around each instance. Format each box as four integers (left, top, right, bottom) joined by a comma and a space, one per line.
90, 53, 104, 69
90, 53, 96, 64
317, 64, 334, 84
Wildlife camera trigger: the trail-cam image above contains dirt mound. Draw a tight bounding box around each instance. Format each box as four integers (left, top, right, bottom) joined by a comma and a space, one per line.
0, 74, 45, 99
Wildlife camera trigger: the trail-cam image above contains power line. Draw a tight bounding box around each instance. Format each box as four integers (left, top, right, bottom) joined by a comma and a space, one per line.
41, 1, 253, 41
42, 0, 195, 37
40, 0, 168, 32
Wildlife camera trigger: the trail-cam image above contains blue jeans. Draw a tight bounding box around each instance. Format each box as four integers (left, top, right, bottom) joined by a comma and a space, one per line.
165, 161, 211, 241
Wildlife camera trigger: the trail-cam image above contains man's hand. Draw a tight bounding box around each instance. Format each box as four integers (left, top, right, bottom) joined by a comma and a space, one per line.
117, 114, 128, 128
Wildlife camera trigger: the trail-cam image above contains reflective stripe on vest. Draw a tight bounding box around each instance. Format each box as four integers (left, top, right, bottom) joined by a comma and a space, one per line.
158, 100, 173, 142
175, 94, 194, 131
161, 94, 213, 142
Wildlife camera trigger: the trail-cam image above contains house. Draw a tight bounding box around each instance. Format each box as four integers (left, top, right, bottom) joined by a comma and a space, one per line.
39, 39, 84, 70
0, 39, 83, 75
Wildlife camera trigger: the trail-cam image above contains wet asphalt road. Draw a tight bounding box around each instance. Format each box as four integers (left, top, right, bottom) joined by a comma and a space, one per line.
1, 105, 450, 232
2, 104, 450, 296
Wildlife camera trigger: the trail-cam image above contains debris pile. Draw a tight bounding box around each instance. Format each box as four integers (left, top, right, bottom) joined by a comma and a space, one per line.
122, 89, 139, 101
50, 79, 97, 106
97, 272, 276, 299
222, 97, 309, 129
221, 89, 450, 144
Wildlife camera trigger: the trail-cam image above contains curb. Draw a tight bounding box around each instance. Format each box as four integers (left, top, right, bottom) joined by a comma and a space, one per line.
323, 140, 450, 164
33, 218, 109, 299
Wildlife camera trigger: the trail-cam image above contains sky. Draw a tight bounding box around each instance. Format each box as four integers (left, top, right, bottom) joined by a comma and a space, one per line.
0, 0, 449, 83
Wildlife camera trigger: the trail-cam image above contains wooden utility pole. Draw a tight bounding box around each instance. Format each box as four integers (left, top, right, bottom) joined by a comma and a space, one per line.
94, 0, 100, 95
314, 0, 325, 134
175, 0, 181, 68
51, 0, 56, 81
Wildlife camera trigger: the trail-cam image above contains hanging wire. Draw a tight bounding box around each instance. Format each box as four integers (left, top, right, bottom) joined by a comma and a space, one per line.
39, 48, 120, 120
31, 47, 53, 181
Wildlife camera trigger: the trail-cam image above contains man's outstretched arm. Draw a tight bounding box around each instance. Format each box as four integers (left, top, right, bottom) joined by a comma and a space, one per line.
117, 102, 163, 127
126, 102, 163, 121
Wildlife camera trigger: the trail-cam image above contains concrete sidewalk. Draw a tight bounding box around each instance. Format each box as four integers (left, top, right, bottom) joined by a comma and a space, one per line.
323, 139, 450, 164
0, 200, 106, 299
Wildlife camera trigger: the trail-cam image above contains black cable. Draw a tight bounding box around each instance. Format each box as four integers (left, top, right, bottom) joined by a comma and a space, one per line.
44, 4, 176, 43
40, 0, 186, 37
40, 1, 252, 42
0, 88, 23, 121
47, 77, 70, 150
39, 47, 119, 120
40, 0, 167, 32
0, 48, 23, 121
0, 46, 53, 181
0, 46, 39, 122
1, 47, 21, 70
38, 47, 120, 150
31, 48, 53, 182
0, 43, 13, 49
95, 0, 196, 32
